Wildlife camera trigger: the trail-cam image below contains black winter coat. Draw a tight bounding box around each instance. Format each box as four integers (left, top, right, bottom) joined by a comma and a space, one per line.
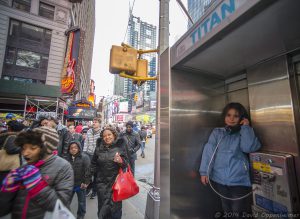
66, 141, 90, 186
10, 155, 74, 219
57, 127, 72, 159
90, 137, 128, 219
120, 131, 141, 159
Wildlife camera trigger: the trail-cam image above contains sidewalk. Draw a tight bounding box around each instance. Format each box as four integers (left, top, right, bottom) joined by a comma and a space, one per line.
70, 181, 151, 219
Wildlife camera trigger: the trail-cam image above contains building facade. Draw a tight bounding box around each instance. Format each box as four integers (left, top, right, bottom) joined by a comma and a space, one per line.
187, 0, 216, 28
70, 0, 95, 99
0, 0, 95, 118
113, 14, 157, 113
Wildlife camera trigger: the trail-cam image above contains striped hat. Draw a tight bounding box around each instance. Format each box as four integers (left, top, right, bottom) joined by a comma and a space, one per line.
33, 126, 59, 154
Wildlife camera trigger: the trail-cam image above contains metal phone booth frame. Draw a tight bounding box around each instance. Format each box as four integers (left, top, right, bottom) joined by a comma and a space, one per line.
160, 0, 300, 218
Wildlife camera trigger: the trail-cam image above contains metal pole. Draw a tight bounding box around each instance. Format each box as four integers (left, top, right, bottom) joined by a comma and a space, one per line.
145, 0, 169, 218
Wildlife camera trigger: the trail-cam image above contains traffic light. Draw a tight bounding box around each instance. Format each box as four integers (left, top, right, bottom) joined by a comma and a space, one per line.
109, 45, 137, 74
134, 94, 138, 102
109, 43, 158, 86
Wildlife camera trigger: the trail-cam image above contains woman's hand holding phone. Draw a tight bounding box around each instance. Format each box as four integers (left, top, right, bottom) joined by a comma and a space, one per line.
240, 118, 249, 126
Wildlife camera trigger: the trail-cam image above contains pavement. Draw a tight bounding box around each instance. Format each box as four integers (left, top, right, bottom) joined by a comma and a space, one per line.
70, 135, 155, 219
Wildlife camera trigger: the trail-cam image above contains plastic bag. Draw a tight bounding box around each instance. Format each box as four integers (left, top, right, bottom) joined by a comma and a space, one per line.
112, 165, 139, 202
43, 199, 75, 219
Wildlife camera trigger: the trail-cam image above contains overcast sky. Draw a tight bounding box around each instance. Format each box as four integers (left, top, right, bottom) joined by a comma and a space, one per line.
91, 0, 189, 101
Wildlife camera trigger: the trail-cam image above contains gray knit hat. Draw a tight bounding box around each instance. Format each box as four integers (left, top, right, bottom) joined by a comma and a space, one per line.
33, 126, 59, 154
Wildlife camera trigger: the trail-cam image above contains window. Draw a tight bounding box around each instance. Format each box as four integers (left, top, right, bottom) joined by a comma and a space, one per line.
13, 77, 34, 83
5, 47, 16, 64
9, 20, 20, 37
146, 29, 152, 36
2, 76, 10, 80
39, 2, 55, 20
21, 23, 44, 42
40, 55, 49, 70
13, 0, 31, 12
16, 49, 41, 68
146, 38, 152, 44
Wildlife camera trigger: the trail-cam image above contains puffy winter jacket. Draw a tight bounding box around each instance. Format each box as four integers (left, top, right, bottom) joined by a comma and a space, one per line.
57, 124, 72, 159
120, 131, 141, 159
66, 141, 90, 186
199, 125, 261, 187
90, 138, 128, 218
10, 155, 74, 219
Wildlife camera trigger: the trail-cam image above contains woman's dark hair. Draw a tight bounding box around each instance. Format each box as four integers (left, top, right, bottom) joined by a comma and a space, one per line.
100, 127, 118, 141
15, 130, 48, 159
221, 102, 249, 124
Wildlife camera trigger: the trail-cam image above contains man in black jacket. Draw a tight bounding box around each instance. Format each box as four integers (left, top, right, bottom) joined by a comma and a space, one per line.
120, 121, 141, 175
67, 141, 90, 219
39, 116, 72, 159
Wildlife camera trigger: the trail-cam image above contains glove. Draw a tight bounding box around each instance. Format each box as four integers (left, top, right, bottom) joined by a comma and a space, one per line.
17, 165, 42, 190
1, 169, 22, 192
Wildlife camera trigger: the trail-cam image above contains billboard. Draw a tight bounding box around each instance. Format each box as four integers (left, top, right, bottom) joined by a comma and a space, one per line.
119, 101, 129, 113
150, 101, 156, 109
68, 107, 96, 119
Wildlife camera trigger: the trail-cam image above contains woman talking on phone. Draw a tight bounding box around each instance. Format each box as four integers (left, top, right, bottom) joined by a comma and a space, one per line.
200, 102, 261, 217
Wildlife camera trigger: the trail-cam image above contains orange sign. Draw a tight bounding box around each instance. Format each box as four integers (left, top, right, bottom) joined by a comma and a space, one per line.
88, 93, 95, 107
61, 32, 76, 94
76, 103, 91, 108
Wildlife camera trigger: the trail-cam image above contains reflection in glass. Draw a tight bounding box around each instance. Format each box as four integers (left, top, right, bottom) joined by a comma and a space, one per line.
5, 47, 16, 64
40, 56, 49, 70
13, 0, 31, 12
21, 23, 43, 42
13, 77, 34, 83
9, 20, 20, 37
2, 76, 10, 80
16, 50, 41, 68
39, 2, 55, 20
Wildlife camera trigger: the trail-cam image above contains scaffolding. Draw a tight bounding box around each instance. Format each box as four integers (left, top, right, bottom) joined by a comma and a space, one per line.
23, 96, 66, 122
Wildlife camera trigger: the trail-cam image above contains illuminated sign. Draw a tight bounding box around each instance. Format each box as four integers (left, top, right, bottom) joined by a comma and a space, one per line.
68, 107, 96, 119
76, 103, 90, 108
61, 29, 82, 94
88, 94, 95, 107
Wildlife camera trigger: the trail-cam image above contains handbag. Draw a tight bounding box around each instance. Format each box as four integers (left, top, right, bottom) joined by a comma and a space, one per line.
112, 165, 139, 202
43, 199, 75, 219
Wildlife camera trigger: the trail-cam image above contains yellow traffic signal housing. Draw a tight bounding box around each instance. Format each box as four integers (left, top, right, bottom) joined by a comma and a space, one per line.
136, 59, 148, 78
109, 45, 137, 74
134, 94, 138, 102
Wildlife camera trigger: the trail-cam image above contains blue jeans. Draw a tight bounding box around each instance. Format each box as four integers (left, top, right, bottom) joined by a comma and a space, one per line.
211, 181, 252, 218
141, 142, 145, 153
72, 188, 86, 217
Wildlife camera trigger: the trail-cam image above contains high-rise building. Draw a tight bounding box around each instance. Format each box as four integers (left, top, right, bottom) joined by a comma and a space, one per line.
70, 0, 95, 99
113, 14, 157, 112
0, 0, 95, 118
187, 0, 216, 28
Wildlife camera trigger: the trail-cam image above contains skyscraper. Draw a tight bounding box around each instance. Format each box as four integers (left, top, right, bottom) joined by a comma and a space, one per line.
113, 14, 157, 112
187, 0, 216, 28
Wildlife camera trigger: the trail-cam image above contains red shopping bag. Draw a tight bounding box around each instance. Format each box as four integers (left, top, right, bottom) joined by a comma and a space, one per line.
112, 165, 139, 202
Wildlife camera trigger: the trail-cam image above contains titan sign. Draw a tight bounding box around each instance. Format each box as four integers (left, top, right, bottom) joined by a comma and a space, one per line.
176, 0, 247, 57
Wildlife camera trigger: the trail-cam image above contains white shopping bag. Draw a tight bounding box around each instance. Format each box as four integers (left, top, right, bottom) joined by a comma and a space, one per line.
43, 199, 75, 219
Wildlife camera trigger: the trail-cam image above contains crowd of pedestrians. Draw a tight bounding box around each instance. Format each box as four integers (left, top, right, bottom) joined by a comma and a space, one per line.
0, 117, 148, 219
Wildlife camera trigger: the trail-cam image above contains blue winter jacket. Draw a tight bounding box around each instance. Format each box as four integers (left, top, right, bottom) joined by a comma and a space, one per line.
199, 125, 261, 187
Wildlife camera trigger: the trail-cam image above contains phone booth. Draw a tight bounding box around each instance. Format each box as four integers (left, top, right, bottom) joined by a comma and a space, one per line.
159, 0, 300, 218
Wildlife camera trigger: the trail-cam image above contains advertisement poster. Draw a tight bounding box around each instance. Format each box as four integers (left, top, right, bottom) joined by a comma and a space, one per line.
119, 101, 129, 113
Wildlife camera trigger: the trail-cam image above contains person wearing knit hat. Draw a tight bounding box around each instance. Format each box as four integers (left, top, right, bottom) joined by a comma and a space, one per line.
0, 127, 74, 219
